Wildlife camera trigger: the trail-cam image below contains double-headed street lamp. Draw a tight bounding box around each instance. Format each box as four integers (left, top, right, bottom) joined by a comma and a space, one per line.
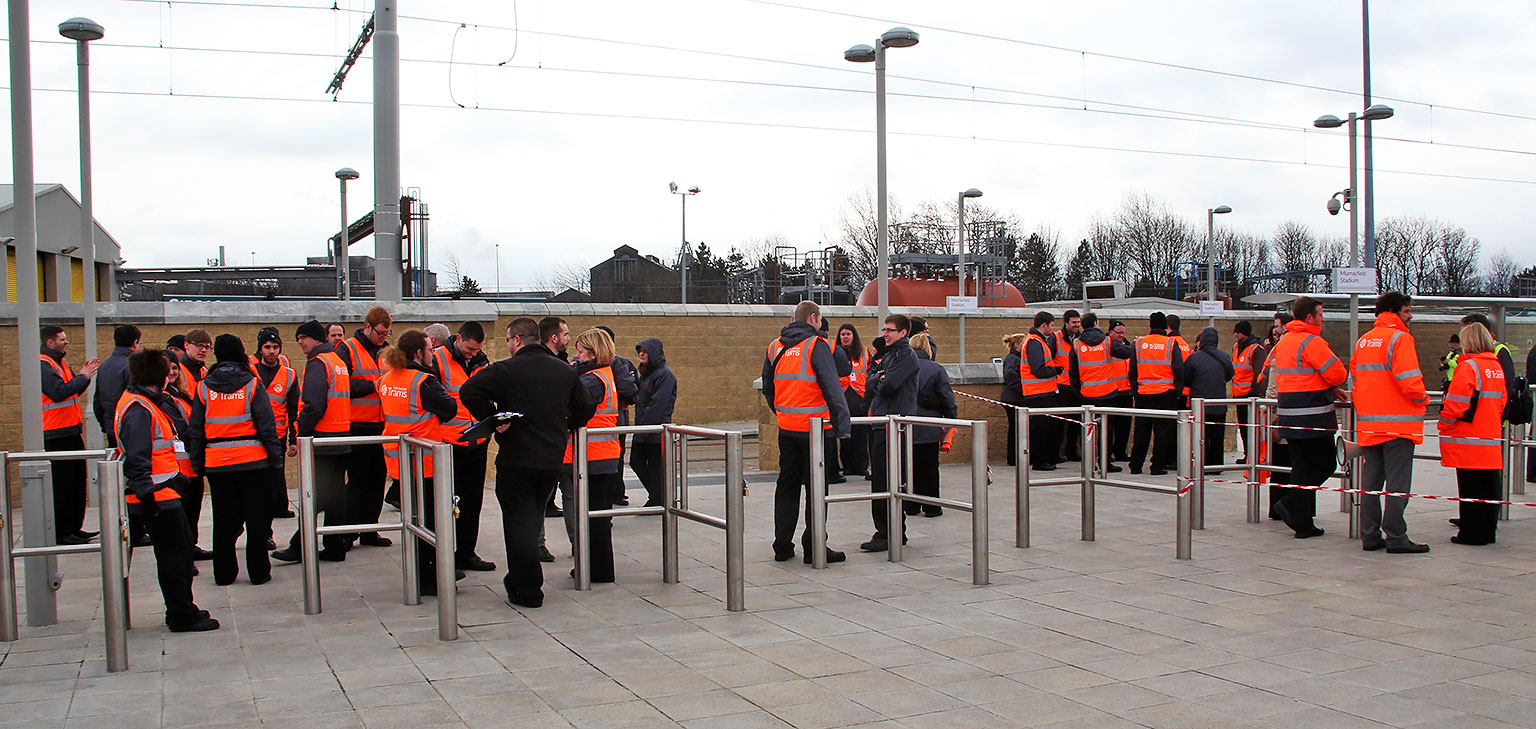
1205, 204, 1232, 328
336, 167, 360, 299
1314, 103, 1394, 350
59, 17, 103, 446
957, 188, 982, 364
845, 27, 919, 325
670, 182, 700, 304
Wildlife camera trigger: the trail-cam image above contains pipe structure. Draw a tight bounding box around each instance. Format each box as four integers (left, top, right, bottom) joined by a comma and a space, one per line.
372, 1, 402, 300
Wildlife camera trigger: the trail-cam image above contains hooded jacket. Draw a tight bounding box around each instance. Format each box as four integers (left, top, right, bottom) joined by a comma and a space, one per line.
761, 321, 851, 438
1001, 347, 1024, 405
188, 360, 284, 472
1183, 327, 1234, 416
633, 338, 677, 445
868, 335, 918, 418
913, 350, 957, 443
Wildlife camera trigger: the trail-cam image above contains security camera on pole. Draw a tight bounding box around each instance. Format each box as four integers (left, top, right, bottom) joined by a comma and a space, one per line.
1313, 104, 1394, 352
670, 182, 700, 304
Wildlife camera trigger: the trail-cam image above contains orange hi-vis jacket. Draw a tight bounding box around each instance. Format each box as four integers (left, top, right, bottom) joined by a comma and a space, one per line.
1349, 312, 1428, 446
432, 344, 488, 446
846, 348, 870, 397
1438, 351, 1507, 469
114, 393, 183, 505
564, 366, 621, 465
1108, 353, 1131, 394
250, 359, 297, 437
768, 336, 833, 433
247, 353, 292, 370
40, 354, 84, 432
304, 350, 352, 436
1170, 334, 1193, 396
1052, 331, 1073, 388
380, 367, 446, 479
1271, 320, 1348, 437
1232, 339, 1263, 396
341, 336, 384, 424
1134, 334, 1177, 395
1020, 332, 1058, 398
197, 379, 269, 470
1072, 337, 1126, 400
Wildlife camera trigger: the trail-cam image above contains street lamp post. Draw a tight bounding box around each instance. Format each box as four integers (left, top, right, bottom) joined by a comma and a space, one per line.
957, 188, 983, 365
494, 243, 500, 295
1205, 204, 1232, 329
669, 182, 700, 304
336, 167, 359, 300
1314, 104, 1393, 354
59, 17, 103, 448
845, 27, 919, 326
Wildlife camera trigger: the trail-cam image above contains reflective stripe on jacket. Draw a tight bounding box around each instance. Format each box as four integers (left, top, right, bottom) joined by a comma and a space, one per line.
40, 354, 85, 431
249, 360, 297, 436
1073, 338, 1124, 400
564, 366, 621, 464
341, 337, 384, 423
768, 336, 832, 432
1233, 340, 1262, 396
1021, 333, 1057, 397
1349, 312, 1427, 446
847, 349, 869, 397
433, 345, 487, 444
1134, 334, 1176, 395
304, 350, 352, 436
197, 379, 267, 469
1271, 320, 1348, 437
1052, 331, 1072, 387
380, 368, 444, 479
1437, 351, 1506, 469
114, 393, 182, 503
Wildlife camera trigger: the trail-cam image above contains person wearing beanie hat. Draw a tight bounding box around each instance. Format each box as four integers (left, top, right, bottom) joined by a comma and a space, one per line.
252, 326, 299, 522
186, 333, 283, 585
335, 305, 394, 550
166, 334, 187, 354
273, 319, 354, 563
295, 319, 327, 343
1231, 320, 1268, 463
1129, 311, 1184, 476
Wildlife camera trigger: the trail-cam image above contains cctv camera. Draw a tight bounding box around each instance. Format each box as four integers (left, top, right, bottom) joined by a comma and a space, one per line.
1326, 198, 1342, 216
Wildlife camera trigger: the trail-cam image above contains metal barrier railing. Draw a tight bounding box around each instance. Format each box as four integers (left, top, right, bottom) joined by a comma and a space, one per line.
572, 424, 745, 612
1013, 407, 1091, 549
1, 450, 129, 672
297, 435, 458, 639
808, 415, 991, 586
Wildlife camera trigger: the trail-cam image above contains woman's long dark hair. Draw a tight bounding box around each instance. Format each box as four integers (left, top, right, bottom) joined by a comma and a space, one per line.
837, 323, 863, 361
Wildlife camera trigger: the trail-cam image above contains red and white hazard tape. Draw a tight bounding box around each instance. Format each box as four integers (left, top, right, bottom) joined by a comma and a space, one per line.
1203, 476, 1536, 508
955, 391, 1098, 434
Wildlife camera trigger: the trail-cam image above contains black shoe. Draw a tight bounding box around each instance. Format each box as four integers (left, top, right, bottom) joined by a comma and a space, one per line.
384, 497, 401, 511
1448, 518, 1463, 526
827, 475, 848, 484
457, 555, 497, 571
539, 546, 555, 563
1106, 464, 1123, 473
265, 539, 277, 551
74, 530, 100, 540
1034, 463, 1056, 472
1362, 540, 1386, 551
1064, 454, 1081, 462
614, 495, 630, 506
250, 574, 271, 586
58, 533, 91, 546
132, 534, 153, 548
1130, 464, 1143, 474
271, 548, 300, 563
805, 549, 846, 564
1149, 468, 1168, 476
276, 509, 296, 519
773, 547, 795, 562
1294, 526, 1325, 539
1386, 541, 1429, 554
456, 569, 467, 580
318, 549, 347, 562
191, 547, 215, 561
508, 594, 542, 609
1110, 454, 1128, 463
1451, 535, 1491, 546
903, 506, 921, 517
859, 537, 888, 552
923, 509, 942, 518
191, 565, 200, 576
545, 507, 564, 518
847, 471, 868, 477
168, 617, 221, 633
359, 533, 392, 547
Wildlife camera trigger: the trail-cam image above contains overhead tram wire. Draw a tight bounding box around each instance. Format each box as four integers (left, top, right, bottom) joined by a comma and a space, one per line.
11, 81, 1536, 188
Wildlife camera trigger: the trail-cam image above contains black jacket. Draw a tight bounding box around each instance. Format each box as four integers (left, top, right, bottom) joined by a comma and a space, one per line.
296, 342, 351, 457
609, 353, 639, 428
254, 356, 301, 445
1068, 327, 1134, 403
118, 385, 186, 513
40, 346, 92, 439
1021, 328, 1060, 403
913, 350, 958, 443
761, 322, 851, 438
1001, 349, 1024, 405
633, 338, 677, 445
94, 346, 135, 435
188, 361, 284, 473
1184, 327, 1235, 416
461, 344, 598, 470
868, 336, 918, 418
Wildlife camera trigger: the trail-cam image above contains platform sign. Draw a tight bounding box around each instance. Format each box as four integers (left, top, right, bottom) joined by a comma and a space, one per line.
947, 296, 979, 314
1198, 300, 1223, 316
1333, 267, 1377, 295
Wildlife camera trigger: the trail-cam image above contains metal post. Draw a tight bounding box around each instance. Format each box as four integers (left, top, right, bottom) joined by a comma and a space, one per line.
338, 177, 350, 300
1514, 420, 1528, 496
680, 195, 687, 305
1361, 0, 1377, 270
1176, 414, 1192, 560
20, 462, 56, 626
1500, 422, 1513, 522
1191, 398, 1206, 531
72, 31, 102, 447
1346, 113, 1362, 380
808, 419, 828, 569
399, 437, 419, 605
573, 428, 591, 590
970, 420, 989, 586
1080, 408, 1095, 542
1246, 399, 1260, 523
885, 418, 901, 563
96, 460, 127, 673
298, 437, 321, 615
1079, 405, 1092, 503
1015, 408, 1030, 548
724, 431, 745, 612
1343, 409, 1361, 538
372, 0, 402, 301
1, 454, 17, 642
432, 442, 458, 639
678, 436, 690, 511
1206, 208, 1217, 329
874, 42, 889, 326
957, 190, 967, 366
661, 429, 679, 584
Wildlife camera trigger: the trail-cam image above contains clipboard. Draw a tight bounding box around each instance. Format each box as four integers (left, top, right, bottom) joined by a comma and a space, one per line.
457, 412, 525, 444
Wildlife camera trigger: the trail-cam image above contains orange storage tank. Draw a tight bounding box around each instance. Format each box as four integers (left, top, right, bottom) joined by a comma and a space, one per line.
856, 277, 1026, 307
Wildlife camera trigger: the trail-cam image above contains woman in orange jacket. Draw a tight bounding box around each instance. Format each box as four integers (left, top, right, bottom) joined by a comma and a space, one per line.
1437, 322, 1507, 546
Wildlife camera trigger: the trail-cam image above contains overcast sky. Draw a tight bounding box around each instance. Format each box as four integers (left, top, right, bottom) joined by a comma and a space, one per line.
7, 0, 1535, 289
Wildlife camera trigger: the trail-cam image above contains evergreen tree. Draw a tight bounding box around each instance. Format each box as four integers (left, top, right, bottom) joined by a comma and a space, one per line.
1063, 240, 1093, 297
1014, 232, 1063, 302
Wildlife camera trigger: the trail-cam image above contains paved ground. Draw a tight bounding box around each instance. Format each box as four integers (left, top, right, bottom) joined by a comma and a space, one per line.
3, 451, 1536, 729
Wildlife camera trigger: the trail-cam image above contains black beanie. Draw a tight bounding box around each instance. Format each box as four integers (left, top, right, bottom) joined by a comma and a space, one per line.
257, 327, 282, 348
295, 319, 327, 342
166, 334, 186, 350
1149, 312, 1167, 330
1234, 321, 1253, 336
213, 334, 246, 364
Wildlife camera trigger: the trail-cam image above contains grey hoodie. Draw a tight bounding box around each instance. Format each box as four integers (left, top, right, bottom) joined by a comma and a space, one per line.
633, 338, 676, 445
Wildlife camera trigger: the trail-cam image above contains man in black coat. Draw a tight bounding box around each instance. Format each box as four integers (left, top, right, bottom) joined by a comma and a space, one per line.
95, 325, 140, 449
861, 314, 918, 552
461, 316, 597, 608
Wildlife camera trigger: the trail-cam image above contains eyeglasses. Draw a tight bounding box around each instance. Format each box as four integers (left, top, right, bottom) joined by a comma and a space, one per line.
186, 341, 210, 350
881, 327, 898, 333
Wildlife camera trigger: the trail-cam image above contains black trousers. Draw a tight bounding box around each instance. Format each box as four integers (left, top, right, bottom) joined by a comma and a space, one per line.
1204, 418, 1226, 466
630, 442, 665, 507
868, 430, 907, 540
1268, 441, 1291, 518
345, 441, 387, 536
773, 434, 818, 554
1455, 468, 1500, 544
269, 462, 289, 516
1059, 388, 1081, 459
904, 441, 942, 516
495, 466, 559, 607
133, 500, 201, 626
208, 468, 272, 585
1024, 395, 1061, 469
1004, 407, 1019, 466
1130, 392, 1177, 470
180, 476, 206, 544
46, 434, 87, 538
1279, 436, 1333, 530
286, 454, 351, 555
453, 442, 490, 561
842, 424, 870, 476
1108, 394, 1133, 460
584, 472, 618, 583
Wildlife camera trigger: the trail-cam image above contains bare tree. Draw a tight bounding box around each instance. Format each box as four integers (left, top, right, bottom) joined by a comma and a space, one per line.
1428, 222, 1482, 296
1215, 229, 1271, 294
1485, 249, 1518, 296
533, 258, 593, 294
441, 250, 467, 292
1270, 221, 1317, 274
1084, 214, 1130, 282
1375, 216, 1443, 295
1316, 236, 1348, 269
835, 188, 902, 283
1114, 191, 1194, 292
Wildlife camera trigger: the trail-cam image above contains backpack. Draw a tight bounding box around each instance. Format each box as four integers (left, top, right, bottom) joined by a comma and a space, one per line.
1507, 375, 1534, 425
